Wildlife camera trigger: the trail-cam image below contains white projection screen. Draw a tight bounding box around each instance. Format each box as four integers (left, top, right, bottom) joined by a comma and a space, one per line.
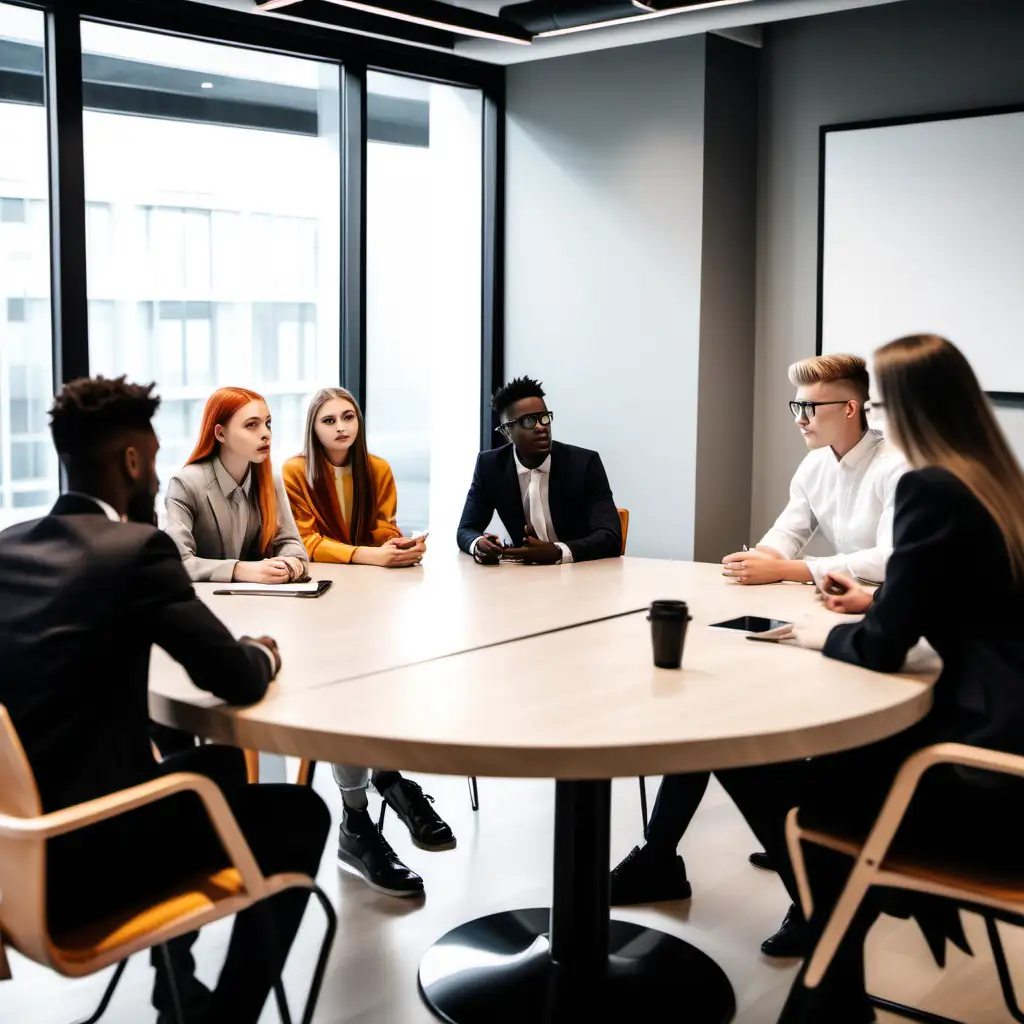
820, 108, 1024, 394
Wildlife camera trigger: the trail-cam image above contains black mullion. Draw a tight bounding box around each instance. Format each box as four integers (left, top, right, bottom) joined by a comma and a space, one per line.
340, 62, 366, 406
480, 81, 505, 452
44, 3, 90, 390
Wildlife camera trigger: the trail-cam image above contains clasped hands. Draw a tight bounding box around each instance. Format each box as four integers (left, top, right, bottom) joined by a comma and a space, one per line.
474, 526, 561, 566
233, 555, 307, 585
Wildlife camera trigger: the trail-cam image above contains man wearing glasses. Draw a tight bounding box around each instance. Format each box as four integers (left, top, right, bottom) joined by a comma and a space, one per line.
721, 353, 906, 588
610, 353, 906, 958
457, 376, 621, 565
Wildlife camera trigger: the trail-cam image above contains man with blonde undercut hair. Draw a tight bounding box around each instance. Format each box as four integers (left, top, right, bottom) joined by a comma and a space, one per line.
610, 353, 906, 959
722, 353, 906, 589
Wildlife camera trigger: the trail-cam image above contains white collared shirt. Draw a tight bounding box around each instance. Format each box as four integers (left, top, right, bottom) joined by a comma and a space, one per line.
213, 456, 253, 558
758, 429, 907, 588
513, 449, 573, 564
66, 492, 121, 522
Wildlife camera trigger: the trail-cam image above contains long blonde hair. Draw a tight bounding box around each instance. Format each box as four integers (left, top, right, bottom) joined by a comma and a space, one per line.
301, 387, 376, 546
875, 334, 1024, 579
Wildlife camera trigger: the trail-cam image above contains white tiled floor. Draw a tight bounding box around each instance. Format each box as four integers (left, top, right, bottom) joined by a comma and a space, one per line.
2, 769, 1020, 1023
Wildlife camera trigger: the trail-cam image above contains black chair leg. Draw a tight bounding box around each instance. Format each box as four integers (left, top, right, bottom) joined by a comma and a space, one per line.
301, 885, 339, 1024
468, 776, 479, 812
378, 798, 388, 831
155, 945, 187, 1024
257, 902, 294, 1024
867, 996, 965, 1023
638, 776, 649, 838
987, 914, 1024, 1023
72, 959, 127, 1024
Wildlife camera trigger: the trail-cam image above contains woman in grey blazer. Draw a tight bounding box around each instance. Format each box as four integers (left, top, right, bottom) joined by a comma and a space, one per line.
164, 387, 307, 584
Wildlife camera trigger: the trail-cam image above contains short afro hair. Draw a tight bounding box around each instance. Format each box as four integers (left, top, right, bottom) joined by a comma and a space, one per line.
491, 376, 546, 419
50, 376, 160, 460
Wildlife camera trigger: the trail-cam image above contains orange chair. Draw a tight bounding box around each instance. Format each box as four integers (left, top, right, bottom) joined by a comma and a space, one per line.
788, 743, 1024, 1023
0, 706, 335, 1024
618, 507, 629, 556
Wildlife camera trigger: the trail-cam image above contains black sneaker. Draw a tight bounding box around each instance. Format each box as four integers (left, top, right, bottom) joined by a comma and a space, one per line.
610, 844, 692, 906
337, 808, 424, 897
381, 777, 456, 851
749, 850, 776, 872
761, 904, 811, 958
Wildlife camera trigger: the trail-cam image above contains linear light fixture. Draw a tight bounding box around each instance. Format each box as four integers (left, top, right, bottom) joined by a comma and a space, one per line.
257, 0, 533, 45
537, 0, 756, 37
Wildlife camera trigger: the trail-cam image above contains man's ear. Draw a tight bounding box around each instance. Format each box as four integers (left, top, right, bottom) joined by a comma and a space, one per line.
123, 445, 142, 482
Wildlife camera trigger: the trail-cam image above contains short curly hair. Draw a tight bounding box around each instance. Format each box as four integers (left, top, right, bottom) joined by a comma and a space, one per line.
50, 376, 160, 460
491, 376, 546, 419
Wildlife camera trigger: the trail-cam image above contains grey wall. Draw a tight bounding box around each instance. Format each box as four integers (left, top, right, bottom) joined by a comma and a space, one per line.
694, 35, 759, 561
505, 34, 758, 560
753, 0, 1024, 536
505, 36, 707, 559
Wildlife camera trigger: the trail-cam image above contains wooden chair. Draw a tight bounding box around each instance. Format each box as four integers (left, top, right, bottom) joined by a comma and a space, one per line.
787, 742, 1024, 1024
0, 706, 336, 1024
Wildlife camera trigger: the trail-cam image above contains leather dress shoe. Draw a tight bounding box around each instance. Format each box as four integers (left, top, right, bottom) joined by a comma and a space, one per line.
610, 844, 692, 906
749, 850, 776, 872
337, 808, 424, 897
381, 777, 456, 850
761, 903, 811, 958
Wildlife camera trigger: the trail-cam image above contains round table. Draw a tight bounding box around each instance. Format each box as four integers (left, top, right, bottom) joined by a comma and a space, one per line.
149, 557, 938, 1024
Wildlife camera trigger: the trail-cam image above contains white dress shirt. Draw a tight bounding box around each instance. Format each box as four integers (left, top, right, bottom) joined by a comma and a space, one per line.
66, 492, 121, 522
469, 450, 573, 563
758, 429, 907, 588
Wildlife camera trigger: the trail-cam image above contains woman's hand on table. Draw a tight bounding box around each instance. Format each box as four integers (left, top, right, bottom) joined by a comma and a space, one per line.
355, 536, 425, 568
818, 571, 875, 615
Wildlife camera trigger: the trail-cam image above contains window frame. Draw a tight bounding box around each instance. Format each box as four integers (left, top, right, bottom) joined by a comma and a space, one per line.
3, 0, 504, 487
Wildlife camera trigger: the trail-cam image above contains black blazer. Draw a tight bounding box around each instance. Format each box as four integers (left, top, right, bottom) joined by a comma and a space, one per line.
825, 467, 1024, 760
0, 494, 274, 815
456, 440, 621, 563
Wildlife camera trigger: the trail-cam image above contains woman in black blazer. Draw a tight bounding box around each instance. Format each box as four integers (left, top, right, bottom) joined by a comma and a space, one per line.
718, 335, 1024, 1023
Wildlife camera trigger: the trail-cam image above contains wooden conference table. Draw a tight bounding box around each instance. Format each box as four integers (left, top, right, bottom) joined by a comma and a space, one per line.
149, 554, 939, 1024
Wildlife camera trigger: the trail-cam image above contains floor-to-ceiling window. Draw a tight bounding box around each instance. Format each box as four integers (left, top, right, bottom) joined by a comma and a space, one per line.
365, 71, 483, 536
80, 23, 342, 505
0, 3, 56, 528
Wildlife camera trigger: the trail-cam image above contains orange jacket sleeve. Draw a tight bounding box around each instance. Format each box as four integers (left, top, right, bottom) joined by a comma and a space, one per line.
282, 458, 359, 564
368, 458, 403, 547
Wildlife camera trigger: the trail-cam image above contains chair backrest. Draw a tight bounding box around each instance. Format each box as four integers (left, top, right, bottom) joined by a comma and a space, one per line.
0, 705, 56, 969
617, 509, 629, 556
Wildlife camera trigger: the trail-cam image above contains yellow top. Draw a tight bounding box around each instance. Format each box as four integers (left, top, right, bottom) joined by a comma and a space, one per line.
282, 453, 402, 564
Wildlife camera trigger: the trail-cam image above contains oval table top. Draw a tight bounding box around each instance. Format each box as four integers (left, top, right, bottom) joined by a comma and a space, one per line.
149, 555, 938, 779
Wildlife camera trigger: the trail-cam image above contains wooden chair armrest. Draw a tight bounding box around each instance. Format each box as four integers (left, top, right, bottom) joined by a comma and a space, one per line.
0, 773, 265, 896
819, 743, 1024, 871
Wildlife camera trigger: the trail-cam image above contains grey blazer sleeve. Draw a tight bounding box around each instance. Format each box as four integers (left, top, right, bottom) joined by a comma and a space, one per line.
271, 476, 308, 563
164, 474, 238, 584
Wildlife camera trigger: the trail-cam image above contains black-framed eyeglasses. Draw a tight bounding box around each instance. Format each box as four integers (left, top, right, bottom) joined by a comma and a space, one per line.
789, 400, 848, 420
497, 411, 554, 432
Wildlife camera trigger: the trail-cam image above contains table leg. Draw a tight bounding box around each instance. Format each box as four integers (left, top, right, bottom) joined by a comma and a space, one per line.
418, 779, 736, 1023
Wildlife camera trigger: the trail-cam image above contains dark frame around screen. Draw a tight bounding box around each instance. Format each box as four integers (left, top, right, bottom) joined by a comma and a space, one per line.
815, 101, 1024, 401
2, 0, 505, 461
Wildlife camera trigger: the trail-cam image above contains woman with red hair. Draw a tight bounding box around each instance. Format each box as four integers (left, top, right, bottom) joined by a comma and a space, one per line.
165, 387, 307, 583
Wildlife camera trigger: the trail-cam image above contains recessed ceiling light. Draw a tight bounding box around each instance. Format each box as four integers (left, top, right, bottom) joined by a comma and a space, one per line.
200, 82, 214, 89
537, 0, 756, 38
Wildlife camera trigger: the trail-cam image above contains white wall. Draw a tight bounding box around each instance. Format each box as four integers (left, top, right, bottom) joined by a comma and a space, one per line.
753, 0, 1024, 536
505, 36, 708, 559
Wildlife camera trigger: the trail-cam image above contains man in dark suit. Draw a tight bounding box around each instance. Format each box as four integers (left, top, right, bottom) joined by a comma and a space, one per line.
0, 376, 329, 1024
457, 376, 621, 565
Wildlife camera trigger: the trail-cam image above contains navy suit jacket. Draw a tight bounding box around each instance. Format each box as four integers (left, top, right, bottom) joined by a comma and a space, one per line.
456, 440, 621, 563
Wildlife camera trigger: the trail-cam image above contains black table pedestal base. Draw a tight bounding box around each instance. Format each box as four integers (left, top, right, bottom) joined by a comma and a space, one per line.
419, 907, 735, 1024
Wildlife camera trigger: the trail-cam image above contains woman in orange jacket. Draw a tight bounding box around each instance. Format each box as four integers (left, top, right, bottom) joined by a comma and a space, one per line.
282, 387, 451, 898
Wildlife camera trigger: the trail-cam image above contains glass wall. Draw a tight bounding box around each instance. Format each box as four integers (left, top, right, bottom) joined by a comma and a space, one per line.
81, 24, 342, 508
0, 3, 56, 528
365, 71, 483, 536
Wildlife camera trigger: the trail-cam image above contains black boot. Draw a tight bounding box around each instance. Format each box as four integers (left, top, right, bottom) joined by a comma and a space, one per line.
761, 904, 811, 958
610, 844, 691, 906
337, 807, 424, 897
380, 776, 456, 850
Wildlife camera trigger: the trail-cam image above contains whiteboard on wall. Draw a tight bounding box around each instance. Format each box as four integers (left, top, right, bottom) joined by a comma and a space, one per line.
819, 108, 1024, 395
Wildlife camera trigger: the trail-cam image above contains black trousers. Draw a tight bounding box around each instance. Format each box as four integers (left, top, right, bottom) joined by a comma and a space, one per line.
712, 725, 1024, 1022
47, 745, 331, 1024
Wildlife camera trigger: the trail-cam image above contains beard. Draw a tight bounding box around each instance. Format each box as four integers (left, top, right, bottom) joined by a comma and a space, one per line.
126, 489, 157, 526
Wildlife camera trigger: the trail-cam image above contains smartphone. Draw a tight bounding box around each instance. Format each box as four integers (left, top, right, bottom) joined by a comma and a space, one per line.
411, 530, 430, 541
709, 616, 792, 634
